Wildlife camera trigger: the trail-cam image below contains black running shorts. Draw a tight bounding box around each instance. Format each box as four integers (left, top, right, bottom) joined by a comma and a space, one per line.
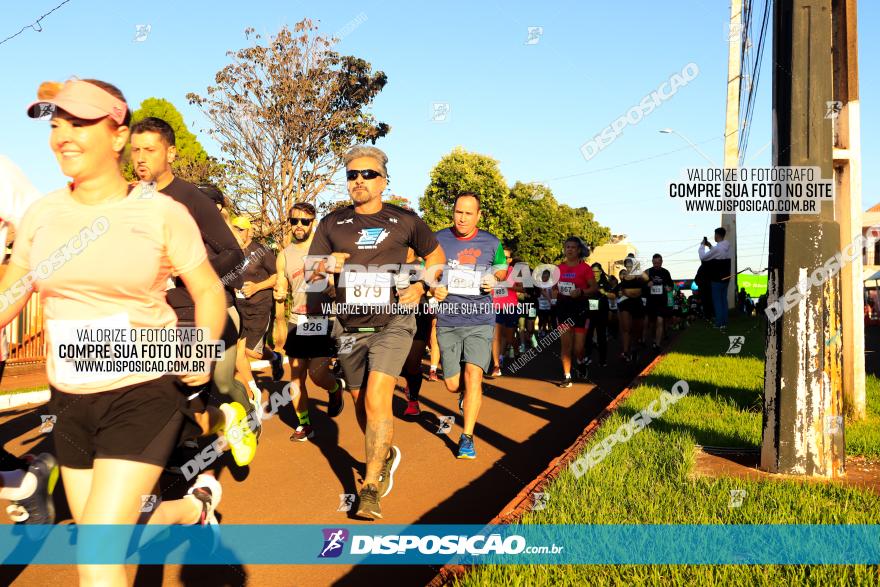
47, 375, 186, 469
414, 311, 434, 342
237, 300, 272, 353
618, 296, 646, 319
646, 297, 671, 318
555, 301, 589, 332
284, 319, 337, 359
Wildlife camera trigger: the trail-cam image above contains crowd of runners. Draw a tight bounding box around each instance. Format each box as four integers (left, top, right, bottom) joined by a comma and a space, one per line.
0, 78, 691, 585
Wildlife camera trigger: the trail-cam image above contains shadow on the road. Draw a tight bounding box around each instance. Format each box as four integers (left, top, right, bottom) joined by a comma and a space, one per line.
332, 336, 648, 587
260, 376, 365, 518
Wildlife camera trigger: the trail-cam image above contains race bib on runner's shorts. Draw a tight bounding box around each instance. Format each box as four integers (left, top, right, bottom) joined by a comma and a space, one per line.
651, 285, 663, 295
298, 316, 328, 336
528, 307, 537, 318
588, 299, 599, 311
493, 286, 508, 298
538, 298, 550, 310
558, 282, 575, 296
609, 299, 618, 310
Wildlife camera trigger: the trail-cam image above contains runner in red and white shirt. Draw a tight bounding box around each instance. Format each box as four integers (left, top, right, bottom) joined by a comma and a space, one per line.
553, 237, 597, 387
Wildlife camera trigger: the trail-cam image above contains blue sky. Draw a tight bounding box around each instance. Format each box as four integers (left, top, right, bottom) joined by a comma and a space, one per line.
1, 0, 877, 278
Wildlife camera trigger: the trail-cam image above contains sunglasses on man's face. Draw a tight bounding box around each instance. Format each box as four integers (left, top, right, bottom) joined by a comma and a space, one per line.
346, 169, 383, 181
289, 217, 314, 226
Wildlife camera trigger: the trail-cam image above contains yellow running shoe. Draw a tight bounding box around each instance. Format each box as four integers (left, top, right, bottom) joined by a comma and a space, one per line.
220, 402, 257, 467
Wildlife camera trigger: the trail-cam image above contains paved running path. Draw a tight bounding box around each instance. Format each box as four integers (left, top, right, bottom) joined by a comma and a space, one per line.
0, 334, 647, 586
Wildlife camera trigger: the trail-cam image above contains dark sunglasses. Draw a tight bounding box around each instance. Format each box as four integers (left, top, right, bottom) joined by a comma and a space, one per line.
288, 217, 314, 226
346, 169, 383, 181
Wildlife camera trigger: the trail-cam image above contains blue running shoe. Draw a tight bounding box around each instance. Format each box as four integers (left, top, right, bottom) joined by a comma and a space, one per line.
457, 434, 476, 460
7, 453, 59, 527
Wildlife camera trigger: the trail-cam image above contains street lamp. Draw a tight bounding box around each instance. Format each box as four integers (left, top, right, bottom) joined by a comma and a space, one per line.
659, 129, 718, 167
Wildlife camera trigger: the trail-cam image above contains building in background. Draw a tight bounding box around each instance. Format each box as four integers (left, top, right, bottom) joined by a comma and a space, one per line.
587, 234, 638, 277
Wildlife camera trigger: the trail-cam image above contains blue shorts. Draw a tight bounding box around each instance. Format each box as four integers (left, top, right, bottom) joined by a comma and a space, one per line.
495, 312, 520, 328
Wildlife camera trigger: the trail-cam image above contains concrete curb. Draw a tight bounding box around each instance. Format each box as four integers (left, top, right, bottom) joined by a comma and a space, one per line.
0, 389, 50, 410
427, 337, 679, 587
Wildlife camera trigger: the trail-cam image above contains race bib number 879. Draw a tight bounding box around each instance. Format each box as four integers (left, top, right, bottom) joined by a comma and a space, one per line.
344, 272, 392, 305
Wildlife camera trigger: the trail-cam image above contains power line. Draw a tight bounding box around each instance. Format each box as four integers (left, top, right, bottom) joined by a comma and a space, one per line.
0, 0, 72, 47
538, 136, 724, 184
738, 0, 772, 164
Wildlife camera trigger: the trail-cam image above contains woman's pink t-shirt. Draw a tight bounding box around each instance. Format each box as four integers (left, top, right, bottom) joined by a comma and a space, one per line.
10, 186, 207, 393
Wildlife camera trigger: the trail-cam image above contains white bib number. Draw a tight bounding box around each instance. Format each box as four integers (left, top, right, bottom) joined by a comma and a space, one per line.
493, 286, 508, 298
344, 271, 392, 305
528, 306, 537, 318
588, 299, 599, 311
558, 282, 575, 296
447, 268, 481, 296
651, 285, 663, 295
299, 316, 328, 336
609, 299, 618, 310
538, 298, 550, 310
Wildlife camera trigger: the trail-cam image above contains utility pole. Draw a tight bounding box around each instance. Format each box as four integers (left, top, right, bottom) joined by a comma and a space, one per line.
832, 0, 866, 420
722, 0, 742, 311
761, 0, 844, 477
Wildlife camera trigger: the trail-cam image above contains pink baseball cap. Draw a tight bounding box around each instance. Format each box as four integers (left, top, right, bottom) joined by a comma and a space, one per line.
26, 80, 127, 125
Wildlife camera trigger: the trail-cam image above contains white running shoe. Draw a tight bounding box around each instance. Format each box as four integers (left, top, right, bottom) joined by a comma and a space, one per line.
187, 473, 222, 527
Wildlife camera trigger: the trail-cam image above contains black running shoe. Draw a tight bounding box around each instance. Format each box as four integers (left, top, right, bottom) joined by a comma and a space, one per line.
356, 484, 382, 519
327, 379, 345, 418
270, 352, 284, 381
377, 446, 401, 498
7, 453, 58, 526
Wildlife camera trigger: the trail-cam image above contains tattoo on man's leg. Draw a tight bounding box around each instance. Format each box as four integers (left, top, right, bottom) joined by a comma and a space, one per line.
365, 417, 394, 474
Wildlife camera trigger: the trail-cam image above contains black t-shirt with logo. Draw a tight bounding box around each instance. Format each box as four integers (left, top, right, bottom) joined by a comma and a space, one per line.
646, 267, 673, 299
161, 177, 245, 317
308, 203, 439, 328
238, 240, 277, 308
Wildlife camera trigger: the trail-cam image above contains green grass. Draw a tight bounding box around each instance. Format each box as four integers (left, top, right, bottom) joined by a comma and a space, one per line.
456, 318, 880, 586
0, 384, 49, 396
848, 375, 880, 458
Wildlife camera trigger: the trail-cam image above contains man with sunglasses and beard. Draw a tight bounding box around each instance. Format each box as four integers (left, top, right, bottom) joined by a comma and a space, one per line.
274, 202, 344, 442
307, 146, 445, 519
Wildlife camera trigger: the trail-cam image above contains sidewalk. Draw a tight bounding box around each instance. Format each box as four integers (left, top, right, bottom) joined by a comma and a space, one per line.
0, 363, 48, 394
0, 335, 644, 586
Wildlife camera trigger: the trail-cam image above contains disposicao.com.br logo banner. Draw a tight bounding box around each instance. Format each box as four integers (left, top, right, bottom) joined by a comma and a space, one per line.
2, 525, 880, 565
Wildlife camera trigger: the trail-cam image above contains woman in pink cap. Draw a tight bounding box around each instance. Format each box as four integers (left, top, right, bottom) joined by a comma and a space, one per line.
0, 78, 240, 585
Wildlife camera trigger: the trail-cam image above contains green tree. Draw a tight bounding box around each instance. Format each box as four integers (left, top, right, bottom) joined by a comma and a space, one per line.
421, 152, 611, 266
420, 147, 516, 239
507, 182, 565, 265
123, 98, 223, 185
503, 182, 611, 266
187, 19, 390, 245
